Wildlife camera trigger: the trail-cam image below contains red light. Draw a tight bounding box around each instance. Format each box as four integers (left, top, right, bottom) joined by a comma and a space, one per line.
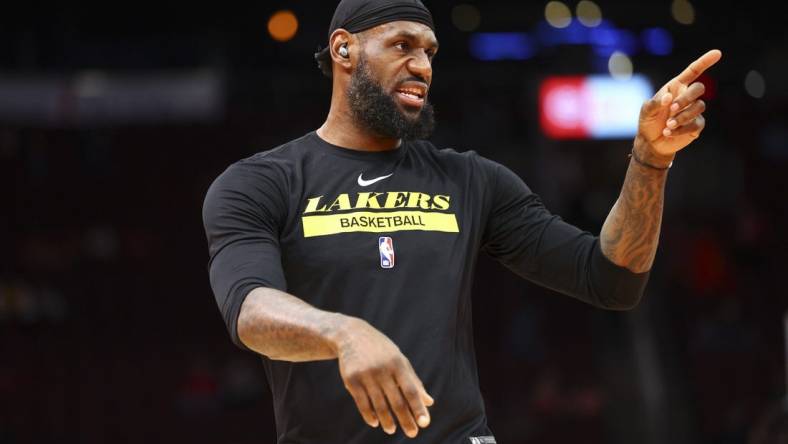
539, 76, 590, 139
698, 74, 716, 100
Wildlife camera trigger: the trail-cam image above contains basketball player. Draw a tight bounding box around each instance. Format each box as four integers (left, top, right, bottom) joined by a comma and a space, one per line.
202, 0, 721, 442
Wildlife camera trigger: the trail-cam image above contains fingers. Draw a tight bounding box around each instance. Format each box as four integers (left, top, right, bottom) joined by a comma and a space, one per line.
406, 360, 434, 407
666, 99, 705, 132
417, 379, 435, 407
345, 362, 434, 438
381, 375, 419, 438
394, 368, 432, 429
344, 377, 379, 428
365, 379, 398, 435
664, 115, 705, 139
670, 81, 705, 115
640, 91, 673, 120
675, 49, 722, 84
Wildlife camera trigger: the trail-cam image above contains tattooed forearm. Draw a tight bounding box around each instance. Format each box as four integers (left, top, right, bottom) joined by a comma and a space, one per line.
600, 138, 674, 273
237, 287, 349, 361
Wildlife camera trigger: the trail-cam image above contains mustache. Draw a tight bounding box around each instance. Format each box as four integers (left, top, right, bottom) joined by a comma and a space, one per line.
348, 59, 436, 140
396, 76, 429, 88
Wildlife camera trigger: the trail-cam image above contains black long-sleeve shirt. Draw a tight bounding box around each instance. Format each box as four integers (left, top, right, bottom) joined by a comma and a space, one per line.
202, 131, 650, 444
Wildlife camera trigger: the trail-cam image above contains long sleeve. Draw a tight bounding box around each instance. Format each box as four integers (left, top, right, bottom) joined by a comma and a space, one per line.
202, 161, 289, 348
480, 160, 649, 310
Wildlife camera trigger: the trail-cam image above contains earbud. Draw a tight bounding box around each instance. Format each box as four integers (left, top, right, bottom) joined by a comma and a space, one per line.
339, 44, 349, 58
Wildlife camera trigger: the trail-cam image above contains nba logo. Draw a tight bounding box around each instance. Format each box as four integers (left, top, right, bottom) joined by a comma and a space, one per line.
378, 237, 395, 269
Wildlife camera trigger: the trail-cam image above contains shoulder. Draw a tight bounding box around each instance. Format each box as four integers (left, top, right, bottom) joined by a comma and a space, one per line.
212, 132, 317, 190
411, 139, 533, 197
409, 139, 505, 175
230, 134, 308, 176
204, 134, 313, 212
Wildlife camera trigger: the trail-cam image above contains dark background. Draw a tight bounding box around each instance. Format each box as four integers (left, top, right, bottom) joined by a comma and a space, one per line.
2, 1, 787, 443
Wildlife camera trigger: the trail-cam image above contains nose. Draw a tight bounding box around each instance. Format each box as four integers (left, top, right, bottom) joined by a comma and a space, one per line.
407, 50, 432, 84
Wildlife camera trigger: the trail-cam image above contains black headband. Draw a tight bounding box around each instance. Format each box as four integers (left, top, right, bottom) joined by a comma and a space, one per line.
315, 0, 435, 77
327, 0, 435, 39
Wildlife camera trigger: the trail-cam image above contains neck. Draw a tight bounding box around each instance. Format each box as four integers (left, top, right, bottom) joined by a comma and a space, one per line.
317, 91, 401, 152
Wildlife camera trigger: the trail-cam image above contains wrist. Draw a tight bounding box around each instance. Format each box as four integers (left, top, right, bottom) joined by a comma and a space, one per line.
632, 136, 675, 170
322, 312, 359, 356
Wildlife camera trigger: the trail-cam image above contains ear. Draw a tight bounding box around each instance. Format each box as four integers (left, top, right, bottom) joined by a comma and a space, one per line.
329, 29, 355, 73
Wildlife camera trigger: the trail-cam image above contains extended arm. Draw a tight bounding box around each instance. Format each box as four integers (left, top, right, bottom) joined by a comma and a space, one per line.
601, 49, 722, 273
600, 137, 672, 273
481, 159, 652, 311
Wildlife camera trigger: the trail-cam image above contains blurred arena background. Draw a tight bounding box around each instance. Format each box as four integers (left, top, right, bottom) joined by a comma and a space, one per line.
2, 1, 787, 443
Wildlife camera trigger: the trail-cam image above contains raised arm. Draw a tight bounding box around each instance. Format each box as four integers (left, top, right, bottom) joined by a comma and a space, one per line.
601, 49, 722, 273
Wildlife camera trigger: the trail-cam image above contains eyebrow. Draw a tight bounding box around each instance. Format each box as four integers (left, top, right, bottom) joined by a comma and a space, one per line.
390, 30, 440, 50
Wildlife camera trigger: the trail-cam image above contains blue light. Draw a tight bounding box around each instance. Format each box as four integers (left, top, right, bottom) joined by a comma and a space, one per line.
471, 21, 662, 62
469, 33, 536, 61
560, 20, 591, 44
534, 21, 561, 46
642, 27, 673, 55
535, 20, 592, 46
588, 24, 617, 47
536, 19, 638, 57
589, 27, 638, 57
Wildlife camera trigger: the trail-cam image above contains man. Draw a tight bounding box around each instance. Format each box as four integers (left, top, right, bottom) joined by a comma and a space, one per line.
202, 0, 721, 442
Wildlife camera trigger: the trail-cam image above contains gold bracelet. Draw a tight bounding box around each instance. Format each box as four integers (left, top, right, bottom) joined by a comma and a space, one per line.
629, 148, 673, 170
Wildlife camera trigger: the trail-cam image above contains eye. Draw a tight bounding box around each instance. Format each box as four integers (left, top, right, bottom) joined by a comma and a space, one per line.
394, 41, 410, 52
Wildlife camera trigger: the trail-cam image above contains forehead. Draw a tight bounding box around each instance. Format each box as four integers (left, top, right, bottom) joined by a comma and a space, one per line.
361, 21, 438, 47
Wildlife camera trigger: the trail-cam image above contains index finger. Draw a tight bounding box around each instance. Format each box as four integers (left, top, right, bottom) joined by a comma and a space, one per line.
675, 49, 722, 84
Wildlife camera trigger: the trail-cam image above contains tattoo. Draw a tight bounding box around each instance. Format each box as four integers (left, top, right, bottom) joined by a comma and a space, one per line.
238, 287, 344, 362
600, 141, 671, 273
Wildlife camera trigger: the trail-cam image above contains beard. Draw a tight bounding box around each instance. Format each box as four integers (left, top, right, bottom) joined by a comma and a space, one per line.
346, 57, 436, 140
